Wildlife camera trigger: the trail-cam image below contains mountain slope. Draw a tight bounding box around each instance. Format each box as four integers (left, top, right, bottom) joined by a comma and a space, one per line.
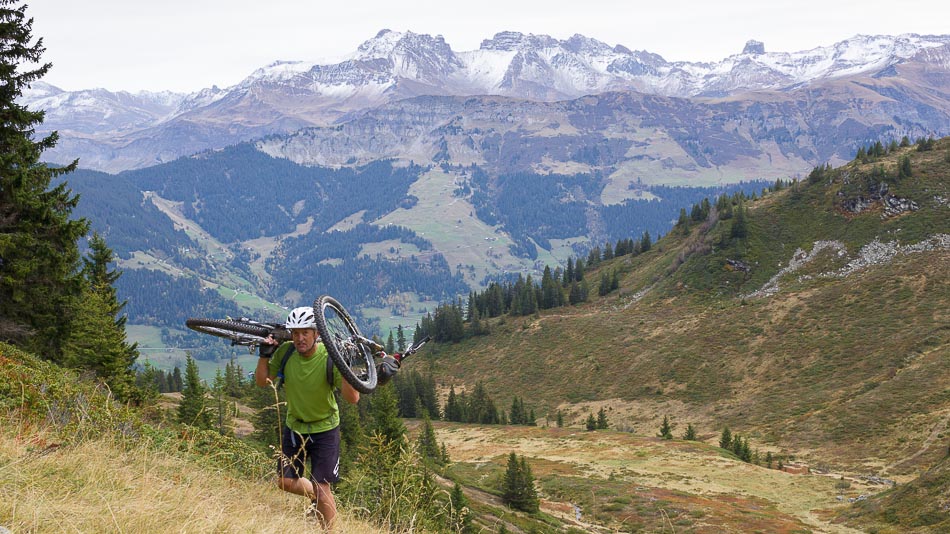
259, 70, 950, 186
25, 32, 950, 173
411, 137, 950, 479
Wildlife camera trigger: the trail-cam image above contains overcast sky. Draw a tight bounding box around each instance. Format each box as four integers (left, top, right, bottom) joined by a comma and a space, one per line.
27, 0, 950, 93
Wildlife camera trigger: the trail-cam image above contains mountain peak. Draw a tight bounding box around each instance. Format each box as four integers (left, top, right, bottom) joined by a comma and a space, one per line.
479, 31, 560, 51
743, 40, 766, 55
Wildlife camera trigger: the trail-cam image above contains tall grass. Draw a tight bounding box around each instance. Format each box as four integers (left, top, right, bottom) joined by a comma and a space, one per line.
0, 344, 392, 533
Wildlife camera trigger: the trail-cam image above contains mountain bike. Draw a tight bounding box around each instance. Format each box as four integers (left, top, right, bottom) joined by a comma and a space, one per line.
185, 295, 429, 394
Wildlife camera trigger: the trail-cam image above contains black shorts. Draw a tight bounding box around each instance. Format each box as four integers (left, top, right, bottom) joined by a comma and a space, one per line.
278, 425, 341, 484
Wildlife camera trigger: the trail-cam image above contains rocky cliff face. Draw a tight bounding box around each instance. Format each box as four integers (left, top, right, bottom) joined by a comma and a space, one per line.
23, 32, 950, 175
257, 71, 950, 187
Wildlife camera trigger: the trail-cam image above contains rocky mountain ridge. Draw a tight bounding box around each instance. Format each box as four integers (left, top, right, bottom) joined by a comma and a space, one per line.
24, 31, 950, 174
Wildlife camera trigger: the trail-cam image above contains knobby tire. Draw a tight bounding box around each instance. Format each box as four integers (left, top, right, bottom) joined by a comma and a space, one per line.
313, 295, 378, 394
185, 318, 273, 346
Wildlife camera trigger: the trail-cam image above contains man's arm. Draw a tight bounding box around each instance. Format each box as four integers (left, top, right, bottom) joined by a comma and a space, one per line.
340, 378, 360, 404
255, 336, 278, 387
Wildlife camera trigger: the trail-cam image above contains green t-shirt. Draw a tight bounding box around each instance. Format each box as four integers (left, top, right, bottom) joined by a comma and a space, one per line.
268, 341, 342, 434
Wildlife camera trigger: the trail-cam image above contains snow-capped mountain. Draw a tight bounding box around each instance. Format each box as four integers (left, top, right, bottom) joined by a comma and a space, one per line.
22, 30, 950, 173
21, 81, 186, 135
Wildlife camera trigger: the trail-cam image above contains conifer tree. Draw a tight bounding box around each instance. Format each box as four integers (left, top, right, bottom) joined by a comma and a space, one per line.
683, 423, 697, 441
385, 330, 396, 354
444, 385, 463, 422
586, 413, 597, 431
417, 412, 442, 464
0, 1, 89, 354
223, 357, 245, 398
509, 396, 525, 425
337, 389, 365, 474
64, 232, 139, 402
898, 155, 912, 179
171, 366, 183, 392
366, 382, 406, 445
677, 207, 690, 231
63, 288, 138, 401
178, 353, 213, 429
248, 381, 281, 444
719, 427, 733, 450
730, 198, 748, 239
502, 453, 539, 513
658, 415, 673, 439
598, 272, 611, 296
556, 410, 564, 428
450, 482, 473, 533
211, 369, 234, 436
596, 407, 609, 430
396, 324, 407, 352
468, 381, 498, 424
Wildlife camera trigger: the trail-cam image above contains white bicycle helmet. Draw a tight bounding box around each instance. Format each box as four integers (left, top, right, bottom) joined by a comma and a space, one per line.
285, 306, 316, 329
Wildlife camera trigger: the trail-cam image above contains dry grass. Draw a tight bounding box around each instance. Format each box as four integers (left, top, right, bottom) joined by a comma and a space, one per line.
0, 425, 385, 534
433, 422, 874, 533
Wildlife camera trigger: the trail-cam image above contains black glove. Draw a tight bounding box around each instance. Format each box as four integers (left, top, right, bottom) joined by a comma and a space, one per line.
376, 355, 400, 386
259, 342, 277, 358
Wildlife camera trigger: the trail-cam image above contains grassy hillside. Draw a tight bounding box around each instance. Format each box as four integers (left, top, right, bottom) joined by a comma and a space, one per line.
412, 138, 950, 479
0, 338, 874, 533
0, 343, 386, 534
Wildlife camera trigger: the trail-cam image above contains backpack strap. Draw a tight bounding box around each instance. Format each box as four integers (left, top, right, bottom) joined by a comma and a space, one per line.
326, 355, 334, 388
275, 345, 297, 390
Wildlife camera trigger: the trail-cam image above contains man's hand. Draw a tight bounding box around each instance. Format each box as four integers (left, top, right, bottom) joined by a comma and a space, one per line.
376, 355, 400, 386
259, 335, 278, 358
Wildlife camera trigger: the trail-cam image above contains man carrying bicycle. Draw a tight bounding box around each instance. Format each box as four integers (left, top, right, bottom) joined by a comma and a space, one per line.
254, 305, 396, 527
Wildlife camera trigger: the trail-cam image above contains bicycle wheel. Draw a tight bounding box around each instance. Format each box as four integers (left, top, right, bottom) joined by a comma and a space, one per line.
186, 318, 272, 346
313, 295, 377, 394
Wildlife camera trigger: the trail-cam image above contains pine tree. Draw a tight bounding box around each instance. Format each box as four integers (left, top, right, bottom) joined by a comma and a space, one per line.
677, 207, 689, 231
556, 410, 564, 428
385, 330, 396, 354
730, 198, 748, 239
502, 453, 539, 513
468, 381, 498, 424
598, 272, 610, 296
596, 407, 609, 429
586, 413, 597, 431
719, 427, 732, 450
898, 155, 912, 179
178, 353, 213, 429
450, 482, 473, 533
640, 231, 652, 252
366, 383, 406, 445
417, 413, 441, 464
248, 382, 281, 445
396, 324, 407, 352
509, 396, 524, 425
658, 415, 673, 439
0, 1, 89, 354
171, 366, 183, 392
337, 389, 365, 474
683, 423, 697, 441
65, 232, 139, 402
211, 369, 234, 436
61, 288, 138, 401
